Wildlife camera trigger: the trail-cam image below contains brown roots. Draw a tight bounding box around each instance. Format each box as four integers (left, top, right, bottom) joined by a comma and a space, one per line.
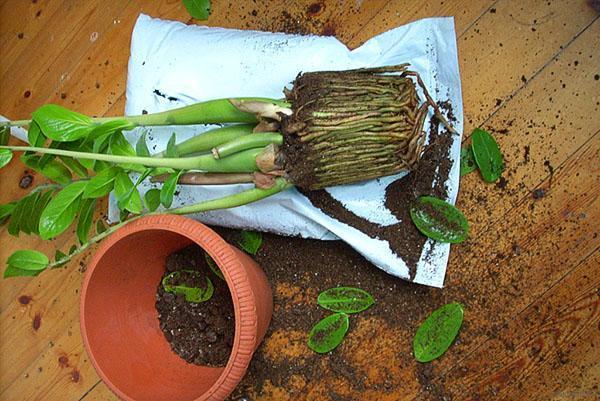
279, 64, 433, 190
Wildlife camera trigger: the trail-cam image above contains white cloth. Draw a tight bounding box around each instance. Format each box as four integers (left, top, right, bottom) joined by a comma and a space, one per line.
111, 13, 464, 287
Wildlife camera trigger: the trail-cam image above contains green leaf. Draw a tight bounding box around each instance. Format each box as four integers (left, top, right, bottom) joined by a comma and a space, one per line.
0, 202, 16, 225
30, 190, 55, 235
39, 181, 87, 240
4, 265, 42, 278
460, 147, 477, 177
7, 196, 27, 236
136, 131, 151, 157
109, 131, 145, 173
238, 230, 262, 255
69, 245, 78, 255
144, 188, 161, 212
88, 119, 135, 143
0, 126, 9, 146
54, 250, 69, 268
114, 172, 142, 214
183, 0, 211, 20
83, 166, 120, 198
40, 159, 72, 185
7, 250, 49, 271
471, 128, 504, 183
20, 191, 41, 235
410, 196, 469, 243
204, 252, 224, 280
59, 156, 88, 178
20, 154, 40, 170
27, 121, 46, 147
165, 132, 178, 158
413, 302, 464, 363
0, 148, 13, 168
38, 141, 61, 168
96, 219, 107, 235
162, 270, 214, 303
317, 287, 375, 314
307, 313, 349, 354
160, 170, 183, 208
76, 198, 96, 244
32, 104, 94, 142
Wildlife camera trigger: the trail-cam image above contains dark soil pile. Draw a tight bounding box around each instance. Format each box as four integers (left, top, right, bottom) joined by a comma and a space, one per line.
155, 245, 235, 367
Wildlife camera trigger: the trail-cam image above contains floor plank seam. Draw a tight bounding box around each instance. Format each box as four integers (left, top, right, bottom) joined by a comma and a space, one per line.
77, 379, 101, 401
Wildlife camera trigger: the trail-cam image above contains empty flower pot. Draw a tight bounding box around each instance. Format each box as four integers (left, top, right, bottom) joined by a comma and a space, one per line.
80, 214, 272, 401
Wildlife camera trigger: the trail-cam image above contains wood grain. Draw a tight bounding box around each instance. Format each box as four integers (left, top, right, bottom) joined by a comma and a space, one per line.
1, 0, 598, 400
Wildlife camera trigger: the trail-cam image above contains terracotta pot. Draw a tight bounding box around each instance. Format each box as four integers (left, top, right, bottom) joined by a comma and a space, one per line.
80, 215, 272, 401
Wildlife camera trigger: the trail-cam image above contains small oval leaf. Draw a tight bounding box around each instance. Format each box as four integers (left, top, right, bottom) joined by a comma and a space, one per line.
162, 270, 214, 303
318, 287, 375, 314
413, 302, 464, 363
136, 131, 151, 157
0, 148, 13, 168
76, 198, 96, 244
238, 230, 262, 255
39, 181, 87, 240
4, 265, 43, 278
7, 250, 49, 271
160, 170, 182, 208
410, 196, 469, 243
183, 0, 211, 20
0, 126, 9, 146
144, 188, 161, 212
204, 252, 224, 280
308, 312, 349, 354
471, 128, 504, 183
460, 147, 477, 177
83, 166, 120, 199
40, 159, 72, 185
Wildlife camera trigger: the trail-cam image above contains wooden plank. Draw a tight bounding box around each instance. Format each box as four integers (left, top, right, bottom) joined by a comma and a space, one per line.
436, 251, 599, 400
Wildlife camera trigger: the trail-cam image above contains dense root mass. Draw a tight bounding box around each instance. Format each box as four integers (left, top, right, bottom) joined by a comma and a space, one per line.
280, 64, 428, 190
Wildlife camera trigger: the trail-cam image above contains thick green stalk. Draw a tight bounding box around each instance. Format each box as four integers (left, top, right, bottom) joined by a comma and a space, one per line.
0, 145, 262, 173
213, 133, 283, 158
168, 177, 292, 215
155, 124, 256, 157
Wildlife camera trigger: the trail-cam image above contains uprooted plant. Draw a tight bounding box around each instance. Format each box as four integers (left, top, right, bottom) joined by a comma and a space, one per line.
0, 64, 455, 277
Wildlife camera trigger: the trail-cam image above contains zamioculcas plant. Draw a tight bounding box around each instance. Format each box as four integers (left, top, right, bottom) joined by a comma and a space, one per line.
0, 64, 454, 277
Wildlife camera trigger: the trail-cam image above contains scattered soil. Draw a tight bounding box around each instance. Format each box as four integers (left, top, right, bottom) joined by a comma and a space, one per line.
155, 245, 234, 367
299, 103, 456, 279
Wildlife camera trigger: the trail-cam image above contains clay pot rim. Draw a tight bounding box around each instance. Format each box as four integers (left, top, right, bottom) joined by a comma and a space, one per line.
80, 214, 259, 401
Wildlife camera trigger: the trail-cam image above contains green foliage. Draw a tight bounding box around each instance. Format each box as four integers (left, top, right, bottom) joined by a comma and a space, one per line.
76, 198, 96, 244
0, 148, 13, 168
410, 196, 469, 243
40, 159, 72, 185
136, 131, 151, 157
204, 252, 224, 280
6, 250, 49, 273
54, 250, 69, 268
317, 287, 375, 314
0, 126, 9, 146
160, 170, 183, 208
83, 166, 120, 198
96, 219, 107, 235
165, 133, 179, 158
114, 172, 142, 214
413, 302, 464, 362
307, 313, 349, 354
460, 147, 477, 177
183, 0, 211, 20
238, 230, 262, 255
144, 188, 161, 212
0, 202, 15, 225
32, 104, 94, 142
162, 270, 214, 303
19, 191, 41, 235
39, 181, 87, 240
27, 122, 45, 147
471, 128, 504, 183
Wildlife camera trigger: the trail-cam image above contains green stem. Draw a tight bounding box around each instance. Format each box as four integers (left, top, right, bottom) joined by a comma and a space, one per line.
155, 124, 256, 157
0, 98, 292, 128
1, 145, 263, 173
213, 133, 283, 159
168, 177, 292, 215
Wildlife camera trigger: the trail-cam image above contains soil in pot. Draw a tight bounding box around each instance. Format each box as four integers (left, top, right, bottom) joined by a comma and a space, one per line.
155, 245, 235, 367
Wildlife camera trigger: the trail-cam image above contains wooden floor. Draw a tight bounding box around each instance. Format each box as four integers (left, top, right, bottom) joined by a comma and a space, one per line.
0, 0, 598, 400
